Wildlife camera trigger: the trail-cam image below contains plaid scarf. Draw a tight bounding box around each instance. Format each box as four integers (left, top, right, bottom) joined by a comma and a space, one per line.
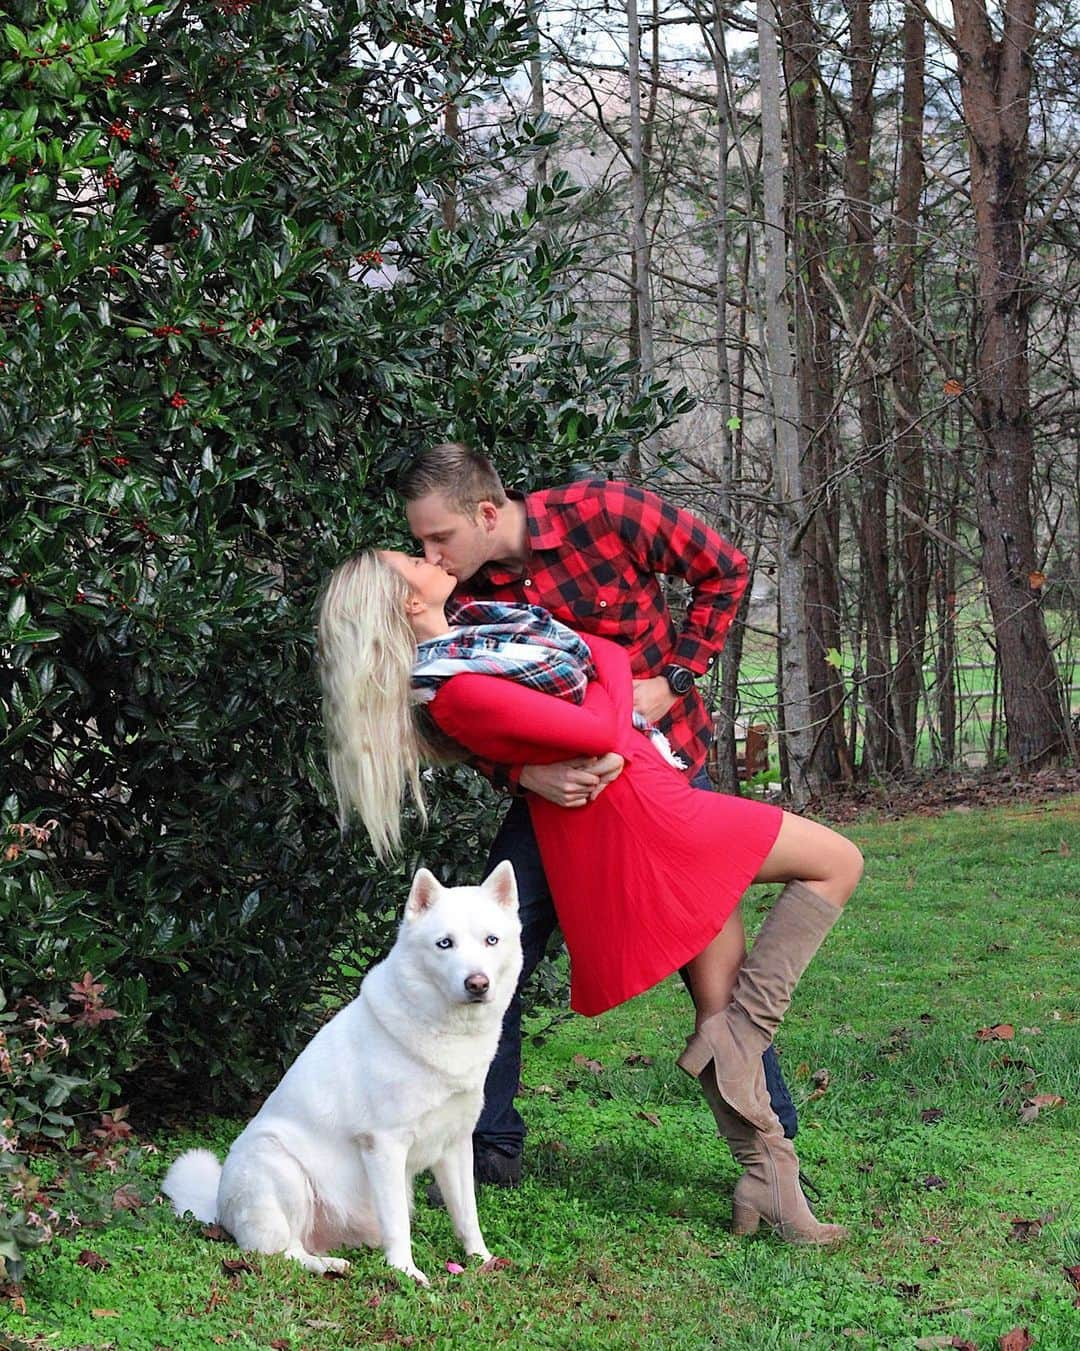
411, 601, 594, 705
410, 600, 687, 770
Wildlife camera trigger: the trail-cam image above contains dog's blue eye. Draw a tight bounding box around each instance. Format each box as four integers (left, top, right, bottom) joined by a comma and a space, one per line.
435, 937, 453, 950
485, 935, 499, 946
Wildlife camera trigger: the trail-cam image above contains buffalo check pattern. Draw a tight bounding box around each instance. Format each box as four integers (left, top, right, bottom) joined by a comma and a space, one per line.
455, 479, 749, 784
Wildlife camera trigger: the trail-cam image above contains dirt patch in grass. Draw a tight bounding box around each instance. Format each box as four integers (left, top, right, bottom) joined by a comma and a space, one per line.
811, 767, 1079, 823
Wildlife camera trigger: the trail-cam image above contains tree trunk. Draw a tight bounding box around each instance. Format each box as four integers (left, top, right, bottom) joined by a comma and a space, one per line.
758, 0, 820, 806
527, 0, 548, 187
844, 0, 898, 778
778, 0, 848, 784
708, 5, 734, 531
950, 0, 1067, 764
891, 1, 930, 771
625, 0, 655, 386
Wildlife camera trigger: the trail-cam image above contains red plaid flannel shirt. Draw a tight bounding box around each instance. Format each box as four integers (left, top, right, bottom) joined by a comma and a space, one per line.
455, 479, 748, 786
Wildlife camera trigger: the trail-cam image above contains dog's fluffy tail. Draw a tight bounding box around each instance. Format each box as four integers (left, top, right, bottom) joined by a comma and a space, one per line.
161, 1148, 222, 1224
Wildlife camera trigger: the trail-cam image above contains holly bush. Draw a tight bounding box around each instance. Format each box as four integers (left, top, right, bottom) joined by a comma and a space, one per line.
1, 0, 689, 1120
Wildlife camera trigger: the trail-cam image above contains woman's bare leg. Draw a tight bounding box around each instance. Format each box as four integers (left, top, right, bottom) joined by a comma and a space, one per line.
684, 811, 862, 1024
752, 811, 863, 907
685, 913, 746, 1025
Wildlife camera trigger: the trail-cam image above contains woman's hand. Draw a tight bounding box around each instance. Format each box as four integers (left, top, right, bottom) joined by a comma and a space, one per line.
520, 753, 625, 807
587, 752, 625, 800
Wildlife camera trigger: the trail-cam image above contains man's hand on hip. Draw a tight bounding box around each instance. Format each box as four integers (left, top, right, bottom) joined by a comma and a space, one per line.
520, 756, 621, 808
633, 675, 680, 724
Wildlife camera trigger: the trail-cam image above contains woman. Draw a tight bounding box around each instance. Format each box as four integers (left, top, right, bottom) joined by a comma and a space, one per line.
317, 550, 863, 1244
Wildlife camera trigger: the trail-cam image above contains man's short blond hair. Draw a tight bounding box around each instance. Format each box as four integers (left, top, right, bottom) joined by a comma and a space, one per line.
398, 443, 508, 517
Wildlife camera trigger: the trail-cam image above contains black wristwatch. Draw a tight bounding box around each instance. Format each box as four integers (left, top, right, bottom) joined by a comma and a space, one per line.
661, 664, 695, 697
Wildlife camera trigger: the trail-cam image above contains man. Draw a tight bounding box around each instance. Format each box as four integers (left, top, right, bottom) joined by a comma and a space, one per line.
401, 443, 797, 1187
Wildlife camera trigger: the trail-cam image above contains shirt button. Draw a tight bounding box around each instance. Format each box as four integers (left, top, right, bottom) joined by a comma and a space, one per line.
524, 579, 532, 587
599, 600, 607, 608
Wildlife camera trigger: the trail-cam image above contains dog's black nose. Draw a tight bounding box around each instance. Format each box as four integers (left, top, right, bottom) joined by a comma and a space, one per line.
464, 973, 489, 998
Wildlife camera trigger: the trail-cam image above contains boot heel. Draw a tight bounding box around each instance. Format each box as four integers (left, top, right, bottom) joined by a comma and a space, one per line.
731, 1201, 761, 1236
676, 1033, 712, 1078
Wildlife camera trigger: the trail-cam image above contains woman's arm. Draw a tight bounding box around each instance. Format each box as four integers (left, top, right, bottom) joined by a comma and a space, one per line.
578, 632, 636, 728
428, 672, 624, 766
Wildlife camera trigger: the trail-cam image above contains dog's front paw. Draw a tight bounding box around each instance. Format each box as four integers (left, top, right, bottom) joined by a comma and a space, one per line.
321, 1256, 351, 1275
391, 1261, 430, 1286
467, 1246, 493, 1264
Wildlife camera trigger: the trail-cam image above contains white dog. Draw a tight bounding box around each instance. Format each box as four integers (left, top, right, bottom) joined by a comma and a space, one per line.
162, 862, 522, 1285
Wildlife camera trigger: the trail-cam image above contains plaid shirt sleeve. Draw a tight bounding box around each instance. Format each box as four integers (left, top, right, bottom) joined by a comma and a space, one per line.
602, 483, 749, 673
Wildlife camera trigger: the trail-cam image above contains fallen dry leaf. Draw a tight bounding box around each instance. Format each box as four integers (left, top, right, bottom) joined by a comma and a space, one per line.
203, 1284, 226, 1313
76, 1249, 111, 1272
944, 378, 963, 396
479, 1255, 512, 1273
896, 1281, 921, 1298
269, 1341, 290, 1350
638, 1111, 661, 1128
111, 1184, 143, 1211
922, 1174, 948, 1190
221, 1257, 253, 1279
623, 1053, 653, 1067
807, 1068, 831, 1101
976, 1024, 1015, 1041
992, 1054, 1033, 1069
915, 1338, 977, 1350
91, 1308, 120, 1318
999, 1329, 1033, 1351
921, 1108, 945, 1125
201, 1224, 231, 1242
1008, 1211, 1053, 1242
1063, 1265, 1080, 1291
572, 1054, 603, 1074
1019, 1093, 1065, 1124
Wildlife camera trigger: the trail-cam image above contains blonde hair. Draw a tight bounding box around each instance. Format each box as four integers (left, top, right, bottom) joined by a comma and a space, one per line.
316, 551, 426, 859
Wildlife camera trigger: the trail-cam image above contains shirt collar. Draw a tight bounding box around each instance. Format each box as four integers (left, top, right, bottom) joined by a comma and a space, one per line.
518, 488, 564, 550
479, 489, 562, 586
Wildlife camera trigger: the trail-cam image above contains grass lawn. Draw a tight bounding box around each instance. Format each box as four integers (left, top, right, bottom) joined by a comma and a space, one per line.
3, 797, 1078, 1351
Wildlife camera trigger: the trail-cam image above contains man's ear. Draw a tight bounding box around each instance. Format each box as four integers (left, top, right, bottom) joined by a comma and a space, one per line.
477, 501, 500, 533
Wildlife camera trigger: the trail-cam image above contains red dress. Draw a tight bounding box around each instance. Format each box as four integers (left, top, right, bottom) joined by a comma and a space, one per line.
428, 634, 783, 1017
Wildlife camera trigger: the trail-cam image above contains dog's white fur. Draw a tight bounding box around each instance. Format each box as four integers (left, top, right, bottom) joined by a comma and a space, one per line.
162, 862, 522, 1284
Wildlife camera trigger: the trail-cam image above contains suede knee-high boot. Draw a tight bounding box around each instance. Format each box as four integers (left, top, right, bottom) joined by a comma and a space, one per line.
679, 880, 843, 1132
696, 1075, 847, 1244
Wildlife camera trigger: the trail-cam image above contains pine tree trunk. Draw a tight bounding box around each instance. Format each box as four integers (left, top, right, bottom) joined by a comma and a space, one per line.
844, 0, 898, 777
758, 0, 820, 806
950, 0, 1067, 765
778, 0, 848, 784
891, 2, 929, 771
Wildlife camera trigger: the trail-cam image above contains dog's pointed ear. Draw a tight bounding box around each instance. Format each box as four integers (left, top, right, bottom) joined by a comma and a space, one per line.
405, 867, 442, 921
483, 859, 518, 911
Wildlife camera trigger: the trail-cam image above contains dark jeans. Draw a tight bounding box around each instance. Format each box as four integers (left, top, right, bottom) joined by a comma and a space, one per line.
475, 774, 798, 1156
